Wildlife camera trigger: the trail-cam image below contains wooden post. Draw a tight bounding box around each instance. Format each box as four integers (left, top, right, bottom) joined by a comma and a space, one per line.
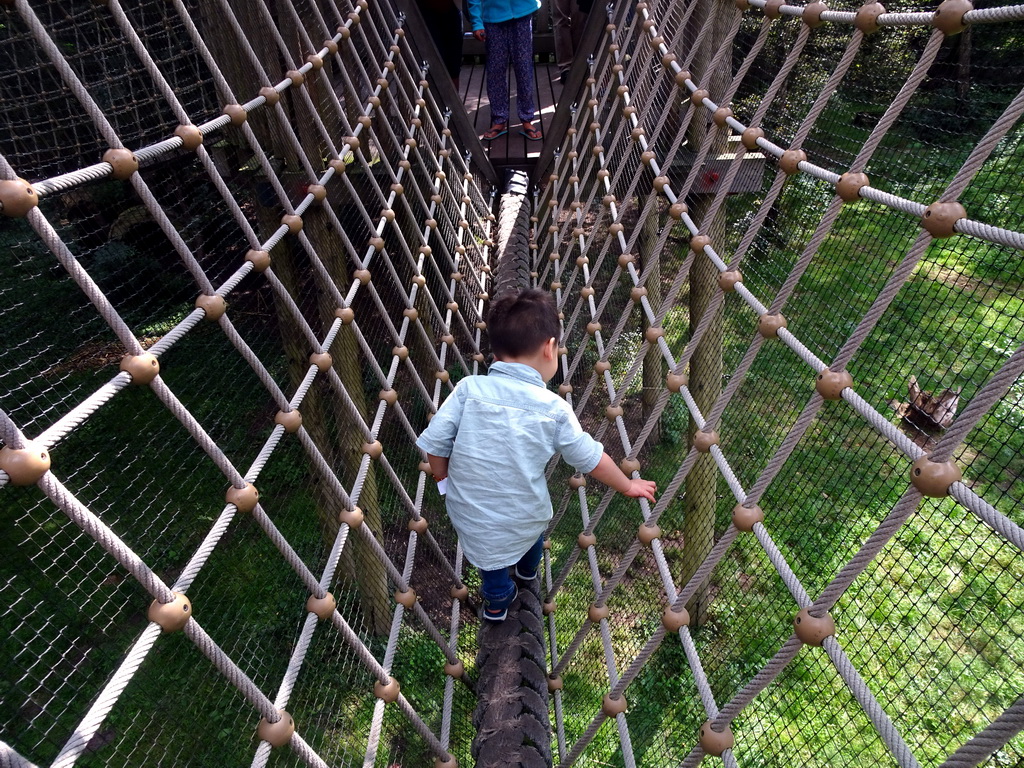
680, 0, 732, 625
639, 201, 663, 445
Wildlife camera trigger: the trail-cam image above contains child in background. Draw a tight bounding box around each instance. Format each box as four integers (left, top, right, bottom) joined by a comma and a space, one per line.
467, 0, 544, 141
416, 289, 657, 621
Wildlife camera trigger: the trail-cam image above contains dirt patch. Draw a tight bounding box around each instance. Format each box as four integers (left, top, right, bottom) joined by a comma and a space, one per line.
43, 336, 162, 378
384, 524, 467, 628
916, 262, 1003, 303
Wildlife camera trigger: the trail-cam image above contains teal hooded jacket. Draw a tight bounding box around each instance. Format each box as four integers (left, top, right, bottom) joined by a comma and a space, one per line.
465, 0, 541, 31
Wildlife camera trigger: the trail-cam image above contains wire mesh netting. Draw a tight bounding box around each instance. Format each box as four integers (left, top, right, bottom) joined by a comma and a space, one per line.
2, 0, 1024, 767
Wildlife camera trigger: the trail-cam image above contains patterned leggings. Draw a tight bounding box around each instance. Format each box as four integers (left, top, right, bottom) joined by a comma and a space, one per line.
484, 15, 536, 125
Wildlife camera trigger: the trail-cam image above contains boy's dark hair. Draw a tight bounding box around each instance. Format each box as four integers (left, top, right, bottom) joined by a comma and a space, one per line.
487, 288, 560, 359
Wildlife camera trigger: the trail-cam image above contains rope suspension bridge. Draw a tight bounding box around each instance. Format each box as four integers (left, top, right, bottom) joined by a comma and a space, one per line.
1, 0, 1023, 766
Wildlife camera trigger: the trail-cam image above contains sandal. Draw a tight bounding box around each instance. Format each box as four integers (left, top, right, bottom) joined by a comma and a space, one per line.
481, 123, 508, 141
520, 124, 543, 141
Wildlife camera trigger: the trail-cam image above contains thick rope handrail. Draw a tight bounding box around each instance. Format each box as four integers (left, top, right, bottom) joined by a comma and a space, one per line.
605, 14, 1024, 257
24, 43, 347, 200
741, 0, 1024, 28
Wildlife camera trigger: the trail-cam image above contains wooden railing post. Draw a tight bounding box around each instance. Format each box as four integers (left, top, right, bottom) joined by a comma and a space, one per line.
394, 0, 500, 188
529, 1, 609, 185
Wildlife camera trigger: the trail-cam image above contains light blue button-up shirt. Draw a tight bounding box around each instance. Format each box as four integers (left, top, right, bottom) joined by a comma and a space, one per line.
416, 361, 604, 570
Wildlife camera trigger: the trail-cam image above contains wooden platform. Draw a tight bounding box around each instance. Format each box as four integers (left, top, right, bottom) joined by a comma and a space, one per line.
458, 57, 562, 171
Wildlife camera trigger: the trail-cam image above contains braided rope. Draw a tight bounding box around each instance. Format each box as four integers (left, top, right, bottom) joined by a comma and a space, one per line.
0, 1, 480, 764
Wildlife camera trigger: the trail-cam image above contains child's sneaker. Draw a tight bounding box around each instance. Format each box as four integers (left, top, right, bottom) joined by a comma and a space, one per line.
482, 604, 508, 622
514, 565, 538, 581
481, 584, 517, 622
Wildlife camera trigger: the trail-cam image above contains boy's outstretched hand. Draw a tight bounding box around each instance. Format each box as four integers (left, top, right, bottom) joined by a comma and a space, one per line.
623, 478, 657, 502
588, 453, 657, 502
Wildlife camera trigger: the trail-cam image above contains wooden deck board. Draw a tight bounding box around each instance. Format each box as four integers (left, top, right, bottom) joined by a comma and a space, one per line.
459, 59, 561, 170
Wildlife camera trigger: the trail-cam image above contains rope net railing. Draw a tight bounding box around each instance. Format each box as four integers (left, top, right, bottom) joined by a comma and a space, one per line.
530, 0, 1024, 765
1, 0, 496, 765
1, 0, 1023, 767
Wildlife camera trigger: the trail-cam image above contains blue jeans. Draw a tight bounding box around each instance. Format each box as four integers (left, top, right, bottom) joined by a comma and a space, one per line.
479, 535, 544, 612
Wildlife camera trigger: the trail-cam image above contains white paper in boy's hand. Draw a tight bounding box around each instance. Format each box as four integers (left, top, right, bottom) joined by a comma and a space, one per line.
436, 477, 448, 496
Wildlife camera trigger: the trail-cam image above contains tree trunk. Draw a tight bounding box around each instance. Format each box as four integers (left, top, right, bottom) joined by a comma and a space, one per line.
680, 0, 731, 626
956, 27, 971, 102
640, 201, 663, 445
203, 0, 391, 635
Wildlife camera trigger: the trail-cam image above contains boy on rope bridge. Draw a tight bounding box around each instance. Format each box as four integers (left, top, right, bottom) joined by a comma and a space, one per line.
416, 289, 657, 622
